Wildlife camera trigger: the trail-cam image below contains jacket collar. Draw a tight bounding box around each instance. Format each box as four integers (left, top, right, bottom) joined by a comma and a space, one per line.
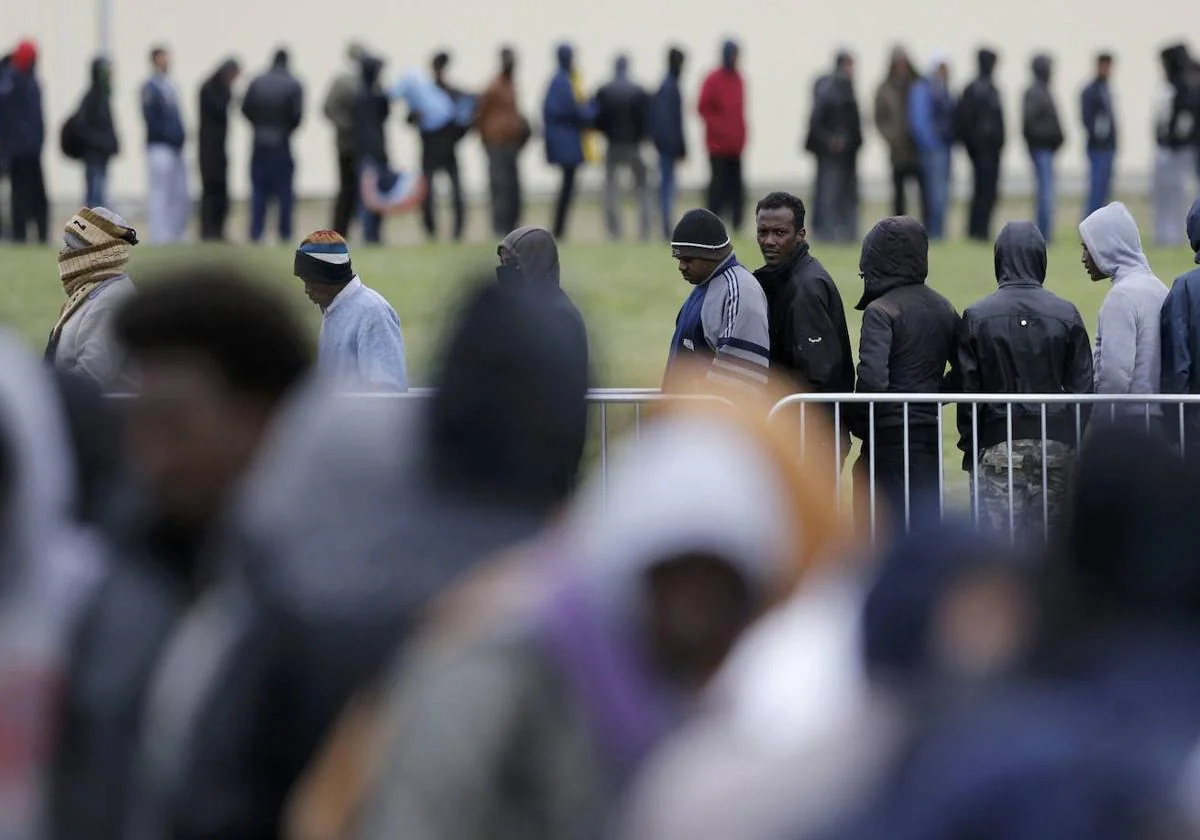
324, 276, 363, 316
753, 241, 810, 294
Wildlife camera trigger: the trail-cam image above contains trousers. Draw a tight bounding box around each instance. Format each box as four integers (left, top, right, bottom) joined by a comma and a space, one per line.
147, 144, 190, 244
486, 144, 522, 236
249, 145, 295, 243
706, 154, 744, 232
604, 142, 651, 240
9, 154, 47, 244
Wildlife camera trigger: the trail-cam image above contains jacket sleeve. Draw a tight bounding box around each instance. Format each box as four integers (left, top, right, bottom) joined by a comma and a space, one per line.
1080, 84, 1097, 141
850, 305, 893, 438
955, 314, 980, 457
701, 274, 770, 393
1161, 282, 1192, 394
1094, 292, 1137, 394
355, 315, 409, 392
697, 74, 717, 123
141, 83, 161, 132
805, 80, 830, 154
239, 80, 258, 123
784, 279, 842, 392
543, 77, 581, 127
1069, 311, 1095, 431
670, 85, 685, 157
290, 82, 304, 132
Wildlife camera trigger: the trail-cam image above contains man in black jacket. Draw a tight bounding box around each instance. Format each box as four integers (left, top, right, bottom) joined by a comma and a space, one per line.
957, 48, 1006, 241
956, 221, 1092, 539
77, 57, 119, 207
242, 48, 304, 243
852, 215, 960, 531
806, 51, 863, 243
595, 55, 651, 240
197, 58, 239, 241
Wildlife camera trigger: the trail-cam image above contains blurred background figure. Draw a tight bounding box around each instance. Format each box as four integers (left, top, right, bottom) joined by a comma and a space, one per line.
141, 45, 188, 244
1154, 44, 1198, 247
322, 43, 365, 237
1080, 51, 1117, 218
650, 46, 687, 241
1022, 54, 1065, 242
543, 43, 593, 240
68, 57, 120, 208
45, 207, 139, 390
475, 46, 529, 237
807, 50, 863, 243
354, 53, 389, 244
874, 46, 919, 219
242, 48, 304, 243
594, 54, 651, 241
0, 39, 47, 243
958, 47, 1005, 242
908, 53, 955, 240
699, 39, 746, 233
197, 58, 239, 241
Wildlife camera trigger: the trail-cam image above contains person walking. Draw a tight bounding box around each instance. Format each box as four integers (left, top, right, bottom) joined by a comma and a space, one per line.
594, 55, 651, 240
476, 47, 528, 237
242, 49, 304, 243
141, 46, 188, 244
650, 47, 687, 241
956, 221, 1093, 538
542, 44, 592, 240
807, 50, 863, 242
1160, 196, 1200, 435
956, 48, 1005, 241
1022, 54, 1065, 242
1080, 202, 1169, 417
908, 54, 955, 239
698, 40, 747, 232
323, 44, 365, 237
875, 46, 919, 218
353, 54, 390, 244
394, 57, 466, 241
850, 216, 960, 528
293, 229, 408, 392
0, 40, 47, 243
1080, 52, 1117, 218
496, 225, 588, 360
76, 57, 119, 208
1154, 45, 1199, 247
197, 58, 239, 241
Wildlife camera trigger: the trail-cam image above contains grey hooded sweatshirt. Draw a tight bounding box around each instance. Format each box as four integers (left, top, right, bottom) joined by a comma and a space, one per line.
1080, 202, 1168, 397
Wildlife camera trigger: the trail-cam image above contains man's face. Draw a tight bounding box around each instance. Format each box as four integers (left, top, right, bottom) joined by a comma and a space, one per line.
1098, 58, 1113, 80
756, 207, 803, 266
676, 255, 719, 286
153, 51, 170, 74
841, 57, 856, 79
645, 554, 753, 687
125, 356, 269, 532
1081, 242, 1107, 281
304, 279, 341, 310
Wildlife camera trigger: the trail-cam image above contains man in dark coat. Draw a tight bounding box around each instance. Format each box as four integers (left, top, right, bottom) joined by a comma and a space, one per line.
1159, 196, 1200, 436
496, 225, 589, 367
851, 216, 960, 532
956, 221, 1093, 539
1022, 54, 1065, 242
1080, 52, 1117, 218
594, 55, 651, 240
807, 51, 863, 243
874, 46, 919, 218
542, 43, 592, 240
242, 48, 304, 243
353, 53, 390, 244
77, 57, 120, 208
197, 58, 240, 241
651, 47, 686, 240
0, 40, 47, 243
956, 48, 1006, 241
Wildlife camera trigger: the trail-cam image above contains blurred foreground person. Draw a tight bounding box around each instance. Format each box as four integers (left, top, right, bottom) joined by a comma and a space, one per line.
294, 230, 408, 391
830, 426, 1200, 840
0, 39, 47, 243
956, 221, 1092, 539
350, 386, 830, 840
1160, 196, 1200, 434
45, 207, 139, 390
663, 208, 770, 394
197, 58, 240, 241
126, 277, 589, 840
48, 269, 311, 840
0, 333, 105, 840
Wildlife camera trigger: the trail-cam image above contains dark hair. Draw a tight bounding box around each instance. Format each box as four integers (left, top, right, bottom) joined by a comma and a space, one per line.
432, 51, 450, 71
116, 264, 312, 403
1097, 52, 1114, 64
272, 48, 289, 68
149, 46, 168, 64
755, 191, 807, 229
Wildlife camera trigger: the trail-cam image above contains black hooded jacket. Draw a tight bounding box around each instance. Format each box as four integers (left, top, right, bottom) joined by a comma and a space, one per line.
197, 61, 237, 179
851, 216, 960, 437
78, 58, 119, 162
956, 49, 1006, 155
1022, 55, 1064, 151
1159, 44, 1200, 148
955, 221, 1093, 465
353, 55, 390, 164
753, 241, 854, 393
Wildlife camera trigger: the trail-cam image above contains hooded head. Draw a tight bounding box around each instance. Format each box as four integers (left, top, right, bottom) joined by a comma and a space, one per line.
977, 47, 998, 78
272, 48, 289, 71
360, 53, 384, 87
12, 40, 37, 73
856, 216, 929, 309
1189, 196, 1200, 262
722, 39, 739, 71
994, 221, 1048, 286
90, 57, 111, 90
667, 46, 685, 78
1162, 43, 1190, 82
498, 226, 561, 286
888, 45, 914, 80
556, 43, 574, 72
1032, 53, 1052, 84
1078, 201, 1150, 281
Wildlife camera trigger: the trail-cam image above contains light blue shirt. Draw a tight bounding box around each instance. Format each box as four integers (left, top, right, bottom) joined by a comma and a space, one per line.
318, 277, 409, 392
390, 71, 456, 132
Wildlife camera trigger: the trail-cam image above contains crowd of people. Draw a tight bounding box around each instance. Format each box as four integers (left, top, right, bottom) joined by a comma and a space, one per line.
2, 37, 1200, 245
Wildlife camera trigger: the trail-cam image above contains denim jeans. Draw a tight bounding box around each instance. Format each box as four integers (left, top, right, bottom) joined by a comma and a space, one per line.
918, 145, 950, 240
84, 160, 107, 208
1030, 148, 1056, 242
658, 151, 677, 240
1084, 148, 1115, 219
249, 145, 295, 243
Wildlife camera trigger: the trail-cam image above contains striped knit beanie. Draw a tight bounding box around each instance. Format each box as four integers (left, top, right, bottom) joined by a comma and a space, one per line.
294, 230, 354, 285
58, 206, 138, 297
670, 209, 731, 260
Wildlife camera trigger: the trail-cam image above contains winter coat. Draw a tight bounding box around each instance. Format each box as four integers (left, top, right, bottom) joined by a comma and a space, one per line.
851, 216, 960, 438
907, 76, 955, 153
197, 64, 234, 178
650, 71, 686, 159
1080, 202, 1168, 397
1159, 197, 1200, 415
78, 59, 119, 163
0, 63, 44, 160
141, 73, 184, 150
697, 67, 746, 157
955, 50, 1005, 156
875, 72, 917, 169
1080, 77, 1116, 152
353, 57, 390, 165
323, 69, 361, 155
52, 275, 136, 391
955, 222, 1093, 465
593, 71, 649, 146
807, 71, 862, 158
1157, 45, 1200, 149
475, 73, 525, 148
752, 242, 854, 394
543, 49, 591, 168
1022, 55, 1064, 151
242, 63, 304, 149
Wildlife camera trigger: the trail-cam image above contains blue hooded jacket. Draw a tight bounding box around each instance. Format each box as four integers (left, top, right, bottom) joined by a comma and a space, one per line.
0, 60, 44, 160
542, 44, 592, 167
1159, 197, 1200, 401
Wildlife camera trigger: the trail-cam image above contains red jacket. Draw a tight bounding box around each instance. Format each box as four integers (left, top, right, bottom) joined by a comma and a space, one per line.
698, 67, 746, 156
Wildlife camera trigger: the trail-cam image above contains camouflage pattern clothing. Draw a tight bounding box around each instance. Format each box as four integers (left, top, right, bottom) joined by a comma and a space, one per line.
971, 439, 1074, 538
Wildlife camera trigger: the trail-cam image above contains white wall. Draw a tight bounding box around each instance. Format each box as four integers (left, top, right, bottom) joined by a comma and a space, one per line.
2, 0, 1192, 203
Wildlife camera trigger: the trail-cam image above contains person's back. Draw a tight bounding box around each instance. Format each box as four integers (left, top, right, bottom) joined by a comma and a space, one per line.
243, 53, 303, 149
957, 50, 1005, 156
651, 56, 685, 158
698, 58, 745, 157
79, 59, 118, 163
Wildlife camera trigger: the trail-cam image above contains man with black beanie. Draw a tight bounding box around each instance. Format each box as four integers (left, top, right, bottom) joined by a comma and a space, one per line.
956, 48, 1006, 241
664, 207, 769, 393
